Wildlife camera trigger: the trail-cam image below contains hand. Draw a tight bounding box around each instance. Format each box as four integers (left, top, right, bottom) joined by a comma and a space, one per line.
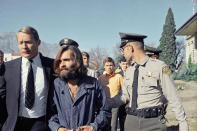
76, 126, 93, 131
58, 127, 74, 131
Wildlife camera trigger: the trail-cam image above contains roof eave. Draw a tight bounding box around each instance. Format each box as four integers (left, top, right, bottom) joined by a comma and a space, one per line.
175, 12, 197, 35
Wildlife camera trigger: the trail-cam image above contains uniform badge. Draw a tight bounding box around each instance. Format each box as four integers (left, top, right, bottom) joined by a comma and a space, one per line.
63, 39, 68, 43
162, 66, 171, 75
146, 71, 152, 77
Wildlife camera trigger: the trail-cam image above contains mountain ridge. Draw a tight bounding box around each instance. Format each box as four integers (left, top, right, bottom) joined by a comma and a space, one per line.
0, 32, 59, 58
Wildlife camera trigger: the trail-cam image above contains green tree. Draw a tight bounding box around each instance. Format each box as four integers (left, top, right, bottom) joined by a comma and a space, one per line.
188, 54, 194, 68
158, 8, 176, 72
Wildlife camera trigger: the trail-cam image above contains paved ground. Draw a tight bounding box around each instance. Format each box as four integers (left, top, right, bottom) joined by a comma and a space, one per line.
165, 80, 197, 131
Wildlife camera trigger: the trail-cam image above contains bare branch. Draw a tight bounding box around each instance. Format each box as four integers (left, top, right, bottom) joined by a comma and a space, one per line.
88, 46, 109, 69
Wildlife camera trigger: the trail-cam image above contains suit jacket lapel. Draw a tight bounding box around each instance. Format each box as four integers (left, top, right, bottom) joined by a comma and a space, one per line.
13, 58, 22, 99
40, 54, 52, 88
7, 57, 22, 113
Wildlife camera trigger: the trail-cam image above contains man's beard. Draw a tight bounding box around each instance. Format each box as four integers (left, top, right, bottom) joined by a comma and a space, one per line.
59, 64, 81, 81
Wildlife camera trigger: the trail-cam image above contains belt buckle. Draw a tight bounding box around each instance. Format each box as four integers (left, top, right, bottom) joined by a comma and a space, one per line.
137, 109, 143, 117
129, 108, 136, 115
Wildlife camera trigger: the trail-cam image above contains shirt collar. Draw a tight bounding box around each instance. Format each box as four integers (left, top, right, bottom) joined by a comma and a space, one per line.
135, 55, 149, 66
22, 53, 42, 67
105, 72, 116, 78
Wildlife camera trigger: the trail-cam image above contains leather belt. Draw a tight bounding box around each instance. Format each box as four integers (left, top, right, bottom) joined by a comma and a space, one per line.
126, 106, 164, 118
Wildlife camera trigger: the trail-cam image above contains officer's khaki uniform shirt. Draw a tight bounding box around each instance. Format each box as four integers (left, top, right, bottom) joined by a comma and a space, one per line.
111, 56, 188, 131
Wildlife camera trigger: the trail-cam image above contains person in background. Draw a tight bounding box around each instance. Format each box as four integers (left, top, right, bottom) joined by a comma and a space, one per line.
0, 49, 5, 130
59, 38, 79, 48
0, 50, 4, 64
144, 45, 162, 59
49, 45, 111, 131
0, 26, 55, 131
108, 32, 189, 131
115, 56, 129, 76
94, 66, 101, 79
82, 51, 97, 78
98, 57, 123, 131
0, 50, 4, 75
115, 56, 128, 131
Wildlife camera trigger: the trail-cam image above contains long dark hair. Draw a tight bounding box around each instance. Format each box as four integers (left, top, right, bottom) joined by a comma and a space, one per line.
54, 46, 87, 78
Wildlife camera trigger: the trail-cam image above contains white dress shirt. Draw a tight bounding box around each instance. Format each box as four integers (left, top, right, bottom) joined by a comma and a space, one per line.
19, 54, 48, 118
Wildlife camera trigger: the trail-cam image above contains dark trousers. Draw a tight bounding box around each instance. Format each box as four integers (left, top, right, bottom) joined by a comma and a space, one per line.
14, 116, 48, 131
100, 108, 119, 131
118, 104, 127, 131
124, 115, 166, 131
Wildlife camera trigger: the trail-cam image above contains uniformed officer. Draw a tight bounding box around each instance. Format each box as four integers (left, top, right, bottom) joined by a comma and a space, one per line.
108, 32, 189, 131
144, 45, 162, 59
59, 38, 79, 47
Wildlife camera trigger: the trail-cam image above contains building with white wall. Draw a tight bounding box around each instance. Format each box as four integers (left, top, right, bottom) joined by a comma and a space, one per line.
4, 53, 21, 62
175, 12, 197, 64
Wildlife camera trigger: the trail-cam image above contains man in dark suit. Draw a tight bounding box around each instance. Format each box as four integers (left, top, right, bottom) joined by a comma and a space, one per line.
0, 26, 55, 131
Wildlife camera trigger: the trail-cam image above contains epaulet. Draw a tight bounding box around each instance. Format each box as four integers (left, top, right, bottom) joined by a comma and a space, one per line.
149, 58, 171, 75
149, 58, 165, 65
149, 57, 157, 61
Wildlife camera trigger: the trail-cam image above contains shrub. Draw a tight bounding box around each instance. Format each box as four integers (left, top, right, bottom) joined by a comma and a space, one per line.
173, 63, 197, 81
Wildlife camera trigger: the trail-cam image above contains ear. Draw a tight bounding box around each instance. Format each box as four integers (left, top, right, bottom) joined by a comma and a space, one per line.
130, 44, 134, 52
37, 40, 41, 46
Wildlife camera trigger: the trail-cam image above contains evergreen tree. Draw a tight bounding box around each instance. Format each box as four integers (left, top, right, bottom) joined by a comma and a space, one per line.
158, 8, 176, 72
188, 54, 194, 68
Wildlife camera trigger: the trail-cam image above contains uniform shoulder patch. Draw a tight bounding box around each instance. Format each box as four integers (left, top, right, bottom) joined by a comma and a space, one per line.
162, 66, 171, 75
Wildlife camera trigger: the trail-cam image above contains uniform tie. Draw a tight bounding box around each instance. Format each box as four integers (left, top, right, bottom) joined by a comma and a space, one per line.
131, 64, 140, 110
25, 60, 35, 109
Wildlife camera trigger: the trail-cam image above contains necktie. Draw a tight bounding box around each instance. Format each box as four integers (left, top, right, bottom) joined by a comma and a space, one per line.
131, 64, 140, 110
25, 60, 35, 109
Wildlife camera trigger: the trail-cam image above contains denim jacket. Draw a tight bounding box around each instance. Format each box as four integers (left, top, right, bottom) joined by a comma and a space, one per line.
49, 76, 111, 131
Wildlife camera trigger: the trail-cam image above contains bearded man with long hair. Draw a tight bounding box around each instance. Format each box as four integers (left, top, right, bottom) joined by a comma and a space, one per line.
48, 45, 111, 131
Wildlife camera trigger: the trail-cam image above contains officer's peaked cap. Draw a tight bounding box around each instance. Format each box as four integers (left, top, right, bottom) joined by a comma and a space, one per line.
119, 32, 147, 48
59, 38, 79, 47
